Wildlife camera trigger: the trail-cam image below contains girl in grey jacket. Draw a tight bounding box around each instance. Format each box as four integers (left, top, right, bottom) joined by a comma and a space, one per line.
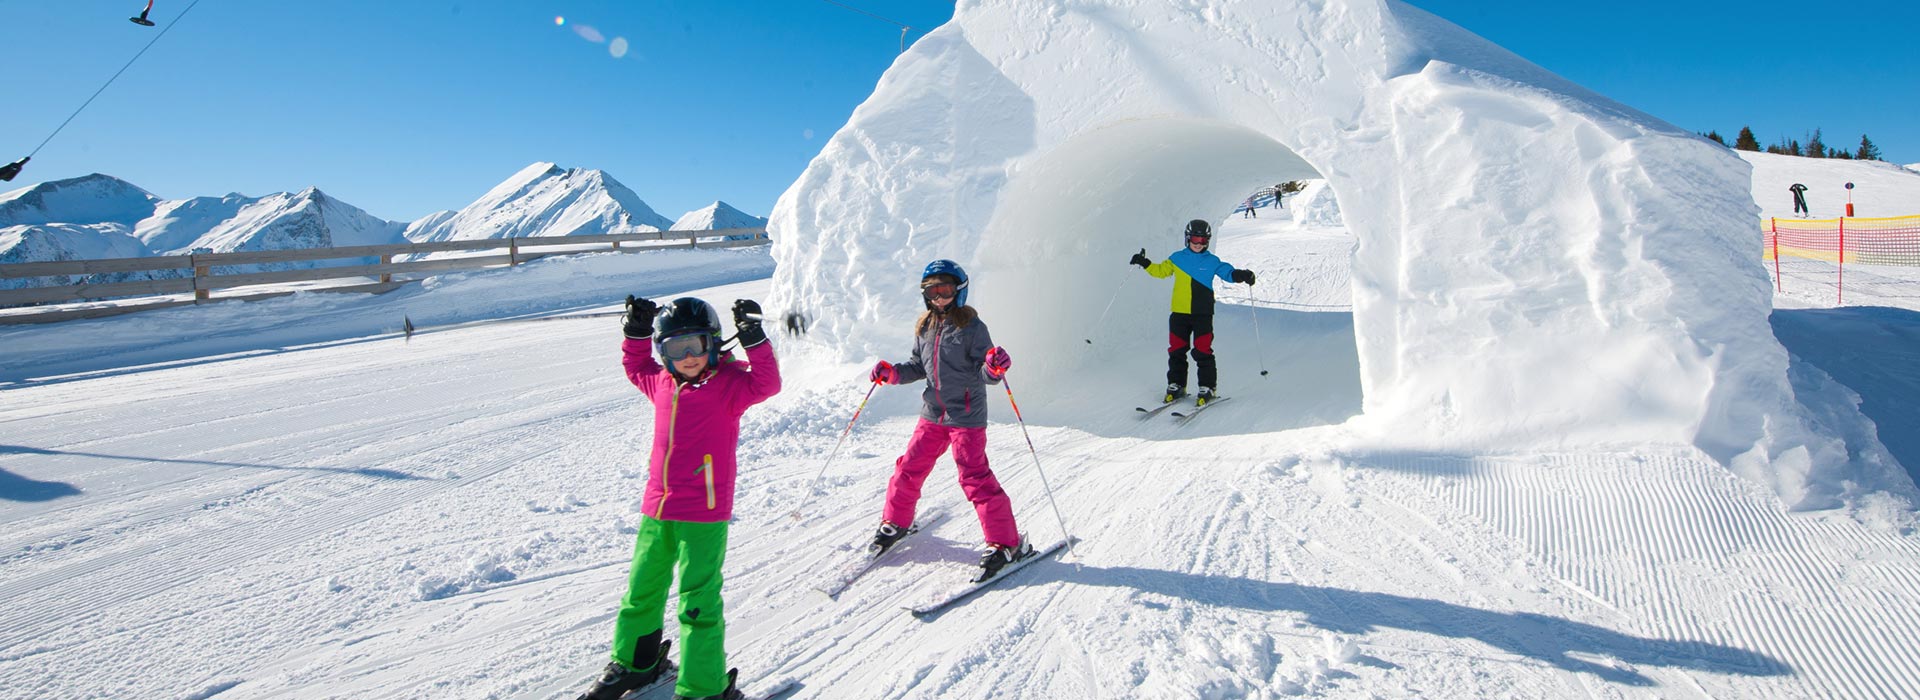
868, 260, 1028, 577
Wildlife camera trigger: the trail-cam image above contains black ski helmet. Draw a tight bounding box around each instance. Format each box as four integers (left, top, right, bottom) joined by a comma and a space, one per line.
921, 259, 970, 308
1184, 219, 1212, 241
653, 297, 724, 364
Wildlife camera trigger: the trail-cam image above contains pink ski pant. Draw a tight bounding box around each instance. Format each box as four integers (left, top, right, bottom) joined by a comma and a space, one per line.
882, 419, 1019, 548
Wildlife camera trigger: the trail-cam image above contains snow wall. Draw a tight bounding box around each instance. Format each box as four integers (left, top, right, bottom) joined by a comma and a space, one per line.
767, 0, 1903, 509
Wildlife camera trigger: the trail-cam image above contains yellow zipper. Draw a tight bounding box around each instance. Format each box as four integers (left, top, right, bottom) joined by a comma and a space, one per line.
656, 385, 684, 518
700, 454, 716, 510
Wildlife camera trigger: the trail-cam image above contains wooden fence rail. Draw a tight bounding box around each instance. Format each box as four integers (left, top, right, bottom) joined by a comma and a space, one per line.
0, 228, 767, 324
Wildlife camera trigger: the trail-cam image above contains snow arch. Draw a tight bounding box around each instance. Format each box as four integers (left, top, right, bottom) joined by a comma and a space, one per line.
767, 0, 1870, 506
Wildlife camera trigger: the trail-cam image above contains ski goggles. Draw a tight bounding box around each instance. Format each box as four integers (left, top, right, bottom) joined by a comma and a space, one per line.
1187, 235, 1211, 245
658, 332, 712, 361
921, 282, 959, 301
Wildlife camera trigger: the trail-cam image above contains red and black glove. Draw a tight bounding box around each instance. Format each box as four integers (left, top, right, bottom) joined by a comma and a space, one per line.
870, 360, 898, 385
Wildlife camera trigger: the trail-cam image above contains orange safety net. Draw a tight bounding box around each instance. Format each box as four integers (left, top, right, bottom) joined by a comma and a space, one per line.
1762, 215, 1920, 304
1764, 215, 1920, 266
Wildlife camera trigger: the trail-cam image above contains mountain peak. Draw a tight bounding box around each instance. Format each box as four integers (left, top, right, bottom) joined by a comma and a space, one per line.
672, 200, 767, 232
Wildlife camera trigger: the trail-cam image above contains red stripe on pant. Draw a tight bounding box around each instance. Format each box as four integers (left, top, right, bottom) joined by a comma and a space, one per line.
881, 418, 1020, 548
1168, 333, 1188, 352
1194, 333, 1214, 354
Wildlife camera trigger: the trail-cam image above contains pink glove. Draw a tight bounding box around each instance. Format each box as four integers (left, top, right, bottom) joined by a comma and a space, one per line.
870, 360, 897, 385
983, 346, 1011, 379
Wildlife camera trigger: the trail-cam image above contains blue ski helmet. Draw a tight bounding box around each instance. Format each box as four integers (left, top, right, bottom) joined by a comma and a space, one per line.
921, 259, 970, 308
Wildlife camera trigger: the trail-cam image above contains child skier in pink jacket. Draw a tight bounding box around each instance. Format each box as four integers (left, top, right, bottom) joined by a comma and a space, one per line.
578, 296, 780, 700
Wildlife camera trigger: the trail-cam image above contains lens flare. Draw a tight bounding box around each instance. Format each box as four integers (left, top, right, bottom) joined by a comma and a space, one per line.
553, 16, 565, 26
573, 24, 605, 43
609, 37, 629, 58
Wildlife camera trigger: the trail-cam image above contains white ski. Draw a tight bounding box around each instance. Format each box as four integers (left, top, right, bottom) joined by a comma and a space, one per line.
814, 509, 949, 599
1169, 396, 1230, 421
903, 537, 1073, 617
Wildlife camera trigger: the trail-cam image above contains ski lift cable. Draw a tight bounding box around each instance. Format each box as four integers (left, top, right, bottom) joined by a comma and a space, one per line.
27, 0, 206, 158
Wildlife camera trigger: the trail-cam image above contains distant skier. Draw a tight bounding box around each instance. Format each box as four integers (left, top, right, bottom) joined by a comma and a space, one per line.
1129, 219, 1256, 407
1790, 183, 1810, 217
578, 296, 781, 700
868, 260, 1034, 579
1243, 196, 1257, 218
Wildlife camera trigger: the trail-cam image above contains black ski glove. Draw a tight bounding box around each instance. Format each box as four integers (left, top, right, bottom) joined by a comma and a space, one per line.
1129, 248, 1151, 269
1231, 269, 1257, 285
623, 295, 659, 339
732, 298, 769, 348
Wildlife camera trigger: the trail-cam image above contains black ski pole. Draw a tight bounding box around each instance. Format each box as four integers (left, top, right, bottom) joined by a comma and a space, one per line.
1084, 274, 1131, 345
1000, 375, 1076, 557
1246, 285, 1270, 377
788, 378, 879, 522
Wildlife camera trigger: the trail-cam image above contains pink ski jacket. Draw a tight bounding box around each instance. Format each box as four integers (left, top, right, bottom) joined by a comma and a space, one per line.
622, 338, 781, 522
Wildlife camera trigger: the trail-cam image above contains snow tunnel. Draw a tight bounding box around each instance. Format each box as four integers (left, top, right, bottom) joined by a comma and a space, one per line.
765, 0, 1894, 508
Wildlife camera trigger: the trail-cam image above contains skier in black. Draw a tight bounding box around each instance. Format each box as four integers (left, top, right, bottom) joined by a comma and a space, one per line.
1790, 183, 1810, 217
1128, 219, 1256, 407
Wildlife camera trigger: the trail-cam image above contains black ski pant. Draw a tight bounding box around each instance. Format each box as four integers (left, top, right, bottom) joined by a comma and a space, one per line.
1166, 312, 1216, 390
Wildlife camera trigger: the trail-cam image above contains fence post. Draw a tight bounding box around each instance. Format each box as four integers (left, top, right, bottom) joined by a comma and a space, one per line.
1770, 218, 1782, 292
688, 232, 698, 250
192, 254, 210, 303
1837, 216, 1846, 305
509, 237, 520, 267
379, 254, 392, 284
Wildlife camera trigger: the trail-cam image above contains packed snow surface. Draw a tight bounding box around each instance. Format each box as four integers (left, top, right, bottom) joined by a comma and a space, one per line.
5, 1, 1920, 698
5, 216, 1920, 699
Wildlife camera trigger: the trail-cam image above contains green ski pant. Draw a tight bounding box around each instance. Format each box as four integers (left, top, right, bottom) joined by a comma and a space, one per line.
610, 516, 729, 698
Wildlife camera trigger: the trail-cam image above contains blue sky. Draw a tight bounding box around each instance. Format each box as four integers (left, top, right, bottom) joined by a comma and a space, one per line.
2, 1, 1914, 223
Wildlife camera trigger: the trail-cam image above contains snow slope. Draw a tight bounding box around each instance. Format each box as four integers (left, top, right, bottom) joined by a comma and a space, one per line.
672, 201, 769, 232
403, 163, 675, 243
1741, 151, 1920, 220
764, 0, 1888, 509
4, 219, 1920, 699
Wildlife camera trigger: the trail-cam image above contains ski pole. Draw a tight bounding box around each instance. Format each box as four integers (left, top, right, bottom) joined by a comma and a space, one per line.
1245, 286, 1271, 377
999, 375, 1076, 557
1083, 273, 1131, 345
788, 379, 879, 522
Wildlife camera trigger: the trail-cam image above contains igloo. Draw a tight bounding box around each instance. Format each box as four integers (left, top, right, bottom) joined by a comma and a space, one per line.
766, 0, 1886, 508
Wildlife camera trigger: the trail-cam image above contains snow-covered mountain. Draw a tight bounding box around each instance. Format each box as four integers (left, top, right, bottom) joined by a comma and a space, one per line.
0, 174, 160, 229
139, 188, 406, 260
0, 223, 153, 290
670, 201, 768, 231
403, 162, 674, 243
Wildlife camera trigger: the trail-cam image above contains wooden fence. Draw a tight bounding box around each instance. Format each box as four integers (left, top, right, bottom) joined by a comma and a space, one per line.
0, 228, 768, 324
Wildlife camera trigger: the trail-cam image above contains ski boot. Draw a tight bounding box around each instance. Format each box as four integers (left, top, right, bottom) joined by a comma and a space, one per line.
1195, 386, 1216, 408
577, 641, 673, 700
1162, 383, 1187, 404
869, 521, 908, 556
976, 537, 1036, 582
674, 668, 744, 700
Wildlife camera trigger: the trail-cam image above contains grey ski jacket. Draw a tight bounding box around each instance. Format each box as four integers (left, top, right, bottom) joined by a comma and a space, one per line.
891, 314, 1000, 428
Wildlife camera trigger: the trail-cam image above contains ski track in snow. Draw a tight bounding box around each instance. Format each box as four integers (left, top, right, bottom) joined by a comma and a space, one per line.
3, 220, 1919, 698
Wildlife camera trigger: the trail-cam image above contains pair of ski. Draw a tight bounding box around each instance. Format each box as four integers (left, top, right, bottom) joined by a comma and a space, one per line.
814, 509, 1070, 617
608, 649, 799, 700
1136, 395, 1231, 421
